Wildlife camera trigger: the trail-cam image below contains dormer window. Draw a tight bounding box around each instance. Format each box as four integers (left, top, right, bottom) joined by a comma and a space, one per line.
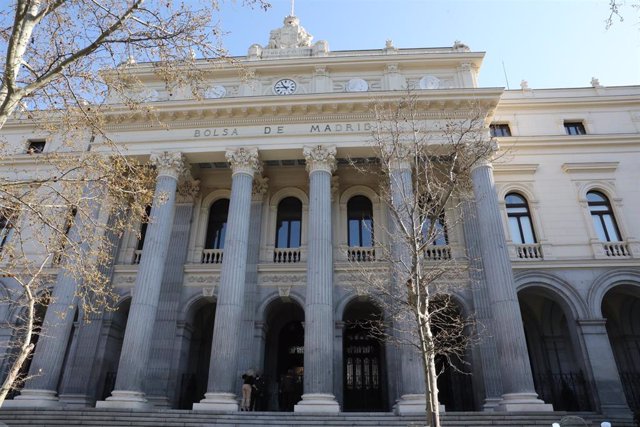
27, 140, 46, 154
489, 124, 511, 137
564, 122, 586, 135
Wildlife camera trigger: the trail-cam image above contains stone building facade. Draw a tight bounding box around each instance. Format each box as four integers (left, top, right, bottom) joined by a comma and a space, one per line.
1, 14, 639, 419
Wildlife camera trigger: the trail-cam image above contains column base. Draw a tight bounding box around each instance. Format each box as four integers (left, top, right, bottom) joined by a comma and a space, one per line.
600, 403, 634, 420
495, 393, 553, 412
95, 390, 152, 410
192, 392, 238, 412
294, 393, 340, 413
393, 394, 445, 415
3, 389, 62, 408
146, 395, 170, 408
481, 397, 502, 411
59, 394, 93, 408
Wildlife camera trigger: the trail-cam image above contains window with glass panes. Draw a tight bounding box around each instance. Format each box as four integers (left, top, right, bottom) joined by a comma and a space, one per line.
347, 196, 374, 247
505, 193, 537, 244
489, 124, 511, 137
564, 122, 586, 135
275, 197, 302, 248
587, 191, 621, 242
205, 199, 230, 249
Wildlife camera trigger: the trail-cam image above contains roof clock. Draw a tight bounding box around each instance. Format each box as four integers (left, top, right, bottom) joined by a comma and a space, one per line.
273, 78, 298, 95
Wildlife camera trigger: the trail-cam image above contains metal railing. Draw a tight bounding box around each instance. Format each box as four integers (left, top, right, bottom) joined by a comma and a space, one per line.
533, 372, 592, 411
201, 249, 224, 264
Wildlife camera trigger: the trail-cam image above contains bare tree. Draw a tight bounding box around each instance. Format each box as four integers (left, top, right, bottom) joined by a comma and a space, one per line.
0, 0, 269, 405
607, 0, 639, 28
347, 93, 496, 427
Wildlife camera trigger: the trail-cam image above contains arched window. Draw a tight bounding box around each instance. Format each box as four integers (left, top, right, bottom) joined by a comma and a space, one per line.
347, 196, 374, 247
505, 193, 536, 244
587, 191, 621, 242
205, 199, 230, 249
275, 197, 302, 248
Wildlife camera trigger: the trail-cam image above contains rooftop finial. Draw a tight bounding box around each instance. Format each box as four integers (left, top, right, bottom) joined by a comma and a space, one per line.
290, 0, 295, 16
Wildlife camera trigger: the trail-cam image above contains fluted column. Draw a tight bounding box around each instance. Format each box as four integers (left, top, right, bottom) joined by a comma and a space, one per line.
470, 159, 551, 411
387, 154, 427, 415
7, 187, 102, 408
97, 151, 184, 409
294, 145, 340, 413
578, 319, 632, 419
193, 147, 260, 412
461, 196, 503, 410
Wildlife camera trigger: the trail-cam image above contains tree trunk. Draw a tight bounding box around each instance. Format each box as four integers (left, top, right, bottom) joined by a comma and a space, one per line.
419, 321, 441, 427
0, 290, 35, 406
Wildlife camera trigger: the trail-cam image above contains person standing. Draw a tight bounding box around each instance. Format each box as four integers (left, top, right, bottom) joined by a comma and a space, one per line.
241, 369, 255, 411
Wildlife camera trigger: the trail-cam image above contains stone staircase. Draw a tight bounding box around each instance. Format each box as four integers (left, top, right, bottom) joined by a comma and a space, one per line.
0, 409, 633, 427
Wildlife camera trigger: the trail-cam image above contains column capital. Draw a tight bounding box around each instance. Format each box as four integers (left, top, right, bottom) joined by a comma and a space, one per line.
252, 176, 269, 201
470, 156, 494, 173
385, 143, 413, 171
303, 145, 336, 174
150, 152, 185, 179
225, 147, 262, 176
177, 176, 200, 204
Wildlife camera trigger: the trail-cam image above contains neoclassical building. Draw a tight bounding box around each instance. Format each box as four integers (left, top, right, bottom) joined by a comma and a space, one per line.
1, 13, 639, 420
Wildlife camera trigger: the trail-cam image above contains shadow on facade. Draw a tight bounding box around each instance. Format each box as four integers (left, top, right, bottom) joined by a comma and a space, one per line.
519, 288, 593, 411
98, 298, 130, 401
603, 284, 640, 415
262, 298, 304, 412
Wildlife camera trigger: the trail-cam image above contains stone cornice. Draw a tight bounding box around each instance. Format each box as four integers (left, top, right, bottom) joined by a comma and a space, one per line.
493, 163, 539, 175
496, 134, 639, 150
561, 161, 619, 174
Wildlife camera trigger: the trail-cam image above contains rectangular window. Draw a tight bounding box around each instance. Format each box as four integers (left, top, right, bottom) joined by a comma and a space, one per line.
489, 124, 511, 137
564, 122, 586, 135
27, 140, 46, 154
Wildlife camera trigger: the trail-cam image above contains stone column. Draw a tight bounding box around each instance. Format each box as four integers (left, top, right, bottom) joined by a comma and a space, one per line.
578, 319, 632, 419
193, 147, 260, 412
7, 186, 102, 408
294, 145, 340, 413
470, 159, 551, 411
97, 151, 184, 409
386, 154, 427, 415
461, 196, 503, 410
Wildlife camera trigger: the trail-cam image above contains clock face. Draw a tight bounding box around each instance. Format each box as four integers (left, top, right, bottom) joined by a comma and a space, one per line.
274, 79, 297, 95
347, 78, 369, 92
205, 85, 226, 99
419, 75, 441, 90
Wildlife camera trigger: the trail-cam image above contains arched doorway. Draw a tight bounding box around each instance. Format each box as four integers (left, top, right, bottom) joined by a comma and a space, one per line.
432, 296, 475, 411
519, 288, 592, 411
98, 298, 130, 400
178, 298, 215, 409
602, 285, 640, 413
342, 298, 387, 412
263, 298, 304, 411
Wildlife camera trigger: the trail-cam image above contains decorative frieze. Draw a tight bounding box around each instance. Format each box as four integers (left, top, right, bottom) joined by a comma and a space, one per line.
260, 273, 306, 286
303, 144, 336, 174
225, 147, 262, 176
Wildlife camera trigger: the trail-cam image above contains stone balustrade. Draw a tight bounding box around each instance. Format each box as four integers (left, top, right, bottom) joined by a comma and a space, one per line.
603, 241, 630, 257
201, 248, 224, 264
514, 243, 543, 260
133, 250, 143, 265
423, 245, 452, 261
347, 246, 376, 262
273, 247, 302, 263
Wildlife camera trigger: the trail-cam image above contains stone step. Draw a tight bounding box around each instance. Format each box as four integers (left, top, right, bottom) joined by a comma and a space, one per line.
0, 409, 632, 427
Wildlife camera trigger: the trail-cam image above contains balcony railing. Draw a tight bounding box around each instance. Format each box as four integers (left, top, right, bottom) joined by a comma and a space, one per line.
273, 247, 301, 263
201, 249, 224, 264
515, 243, 543, 260
133, 250, 143, 264
603, 241, 630, 257
347, 247, 376, 262
424, 245, 451, 261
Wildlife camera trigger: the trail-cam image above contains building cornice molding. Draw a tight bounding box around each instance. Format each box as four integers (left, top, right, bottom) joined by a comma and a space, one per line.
496, 134, 639, 150
561, 161, 619, 174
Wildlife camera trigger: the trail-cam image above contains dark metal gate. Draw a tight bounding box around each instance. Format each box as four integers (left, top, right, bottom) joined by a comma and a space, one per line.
343, 328, 384, 412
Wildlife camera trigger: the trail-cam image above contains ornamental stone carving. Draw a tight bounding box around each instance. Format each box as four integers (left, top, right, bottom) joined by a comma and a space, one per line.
267, 16, 313, 49
303, 145, 337, 174
260, 274, 306, 286
177, 176, 200, 203
252, 176, 269, 201
225, 147, 262, 176
150, 151, 185, 179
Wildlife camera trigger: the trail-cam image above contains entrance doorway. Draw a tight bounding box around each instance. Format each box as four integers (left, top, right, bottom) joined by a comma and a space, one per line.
179, 299, 215, 409
342, 299, 387, 412
263, 298, 304, 411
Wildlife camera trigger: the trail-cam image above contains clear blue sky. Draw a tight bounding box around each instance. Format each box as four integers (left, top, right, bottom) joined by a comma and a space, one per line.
216, 0, 640, 89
